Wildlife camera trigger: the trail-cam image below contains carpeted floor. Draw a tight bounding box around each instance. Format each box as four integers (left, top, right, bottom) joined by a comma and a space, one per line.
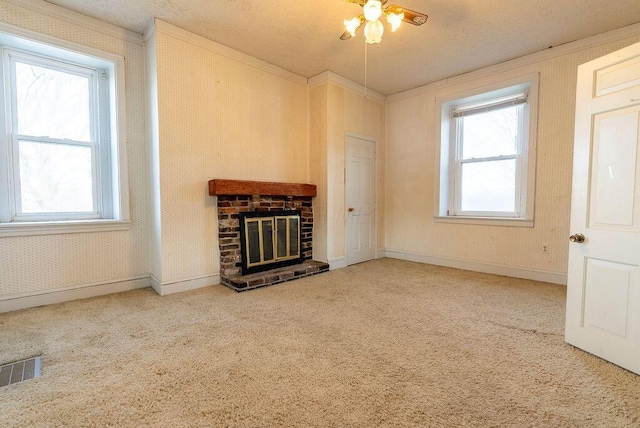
0, 258, 639, 427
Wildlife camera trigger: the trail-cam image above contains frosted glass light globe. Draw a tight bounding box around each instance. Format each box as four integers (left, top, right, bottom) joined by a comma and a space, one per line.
387, 11, 404, 32
344, 17, 361, 37
364, 20, 384, 44
363, 0, 383, 22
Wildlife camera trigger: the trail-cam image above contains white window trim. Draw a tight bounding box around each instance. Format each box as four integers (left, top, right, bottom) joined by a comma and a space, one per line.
0, 22, 129, 237
434, 73, 539, 227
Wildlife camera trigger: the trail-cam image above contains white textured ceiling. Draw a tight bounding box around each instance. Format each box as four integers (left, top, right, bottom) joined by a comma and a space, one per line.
43, 0, 640, 95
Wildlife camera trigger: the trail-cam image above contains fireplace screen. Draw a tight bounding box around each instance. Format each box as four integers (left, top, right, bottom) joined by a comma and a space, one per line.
239, 210, 303, 274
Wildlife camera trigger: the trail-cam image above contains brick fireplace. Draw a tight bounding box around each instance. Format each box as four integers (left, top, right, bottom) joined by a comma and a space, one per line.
209, 179, 329, 291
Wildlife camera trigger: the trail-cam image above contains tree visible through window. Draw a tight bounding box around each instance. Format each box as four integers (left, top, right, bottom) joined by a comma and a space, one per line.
15, 59, 96, 214
0, 30, 129, 235
2, 47, 112, 222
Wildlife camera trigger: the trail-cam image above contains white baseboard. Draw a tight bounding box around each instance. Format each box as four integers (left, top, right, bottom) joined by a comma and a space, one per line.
384, 249, 567, 285
328, 257, 347, 270
151, 274, 221, 296
329, 252, 386, 269
150, 274, 162, 295
0, 276, 150, 313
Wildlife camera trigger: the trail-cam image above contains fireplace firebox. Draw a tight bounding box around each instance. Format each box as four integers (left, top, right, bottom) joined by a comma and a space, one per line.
239, 210, 304, 275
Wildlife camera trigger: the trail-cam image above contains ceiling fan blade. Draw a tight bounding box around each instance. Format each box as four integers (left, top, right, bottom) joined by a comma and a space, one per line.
385, 5, 428, 26
401, 7, 428, 26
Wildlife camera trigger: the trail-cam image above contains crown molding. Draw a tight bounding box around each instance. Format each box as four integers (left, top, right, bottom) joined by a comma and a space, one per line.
2, 0, 143, 45
387, 21, 640, 103
142, 18, 156, 44
153, 20, 307, 87
308, 71, 386, 103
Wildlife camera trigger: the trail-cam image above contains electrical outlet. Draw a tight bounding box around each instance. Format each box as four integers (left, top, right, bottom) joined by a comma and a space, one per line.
542, 245, 548, 254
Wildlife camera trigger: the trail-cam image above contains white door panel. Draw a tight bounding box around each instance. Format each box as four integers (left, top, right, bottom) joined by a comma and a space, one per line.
594, 53, 640, 97
566, 41, 640, 375
590, 109, 640, 229
346, 136, 376, 265
583, 258, 637, 338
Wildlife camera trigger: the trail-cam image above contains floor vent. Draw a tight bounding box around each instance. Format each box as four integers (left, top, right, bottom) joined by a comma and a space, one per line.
0, 356, 41, 387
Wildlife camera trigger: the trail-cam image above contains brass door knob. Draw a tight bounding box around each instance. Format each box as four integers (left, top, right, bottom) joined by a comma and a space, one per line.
348, 207, 355, 212
569, 233, 585, 243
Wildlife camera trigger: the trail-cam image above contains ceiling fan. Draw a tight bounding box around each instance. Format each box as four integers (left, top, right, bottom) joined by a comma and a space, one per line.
340, 0, 428, 43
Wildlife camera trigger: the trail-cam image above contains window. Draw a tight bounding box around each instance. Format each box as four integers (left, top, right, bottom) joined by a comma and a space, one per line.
0, 27, 129, 236
436, 75, 538, 226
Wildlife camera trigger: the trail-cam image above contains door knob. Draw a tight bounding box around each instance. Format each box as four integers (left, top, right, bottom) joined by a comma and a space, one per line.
348, 207, 355, 212
569, 233, 585, 243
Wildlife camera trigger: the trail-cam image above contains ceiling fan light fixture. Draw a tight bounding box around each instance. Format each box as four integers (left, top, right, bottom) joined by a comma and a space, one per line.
363, 0, 383, 22
344, 17, 361, 37
387, 11, 404, 32
364, 19, 384, 44
340, 1, 427, 43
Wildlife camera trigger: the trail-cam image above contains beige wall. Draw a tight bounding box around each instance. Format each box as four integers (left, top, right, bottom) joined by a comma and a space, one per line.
308, 83, 328, 263
385, 31, 640, 282
310, 78, 386, 264
151, 22, 309, 287
0, 1, 150, 299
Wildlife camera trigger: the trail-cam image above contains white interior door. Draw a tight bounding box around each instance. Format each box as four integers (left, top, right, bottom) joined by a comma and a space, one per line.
566, 41, 640, 375
346, 135, 376, 265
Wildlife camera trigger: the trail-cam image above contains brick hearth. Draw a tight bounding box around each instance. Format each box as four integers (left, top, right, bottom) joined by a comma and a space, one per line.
221, 260, 330, 291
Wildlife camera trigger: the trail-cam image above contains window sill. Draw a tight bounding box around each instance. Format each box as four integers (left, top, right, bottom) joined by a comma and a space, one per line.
0, 219, 131, 237
434, 216, 534, 228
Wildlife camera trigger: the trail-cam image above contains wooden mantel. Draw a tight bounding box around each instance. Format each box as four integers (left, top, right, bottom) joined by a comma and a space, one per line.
208, 179, 317, 197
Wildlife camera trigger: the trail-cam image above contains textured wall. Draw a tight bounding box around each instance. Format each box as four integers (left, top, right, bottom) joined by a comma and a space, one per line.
154, 24, 309, 284
307, 79, 387, 264
0, 1, 149, 297
308, 83, 328, 263
325, 82, 385, 262
385, 32, 640, 278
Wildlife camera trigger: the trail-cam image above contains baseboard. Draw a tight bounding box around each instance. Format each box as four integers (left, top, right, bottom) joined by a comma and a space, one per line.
329, 252, 386, 269
151, 274, 221, 296
0, 276, 150, 313
150, 274, 162, 295
384, 249, 567, 285
328, 257, 347, 270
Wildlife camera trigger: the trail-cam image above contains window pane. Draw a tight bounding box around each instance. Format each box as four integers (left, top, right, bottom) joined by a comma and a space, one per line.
18, 140, 94, 213
276, 218, 287, 258
262, 220, 274, 262
289, 218, 299, 256
461, 105, 518, 159
15, 61, 91, 141
247, 221, 260, 264
460, 159, 516, 212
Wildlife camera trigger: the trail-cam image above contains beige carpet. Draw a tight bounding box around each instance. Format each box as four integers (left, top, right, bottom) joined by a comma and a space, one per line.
1, 259, 639, 427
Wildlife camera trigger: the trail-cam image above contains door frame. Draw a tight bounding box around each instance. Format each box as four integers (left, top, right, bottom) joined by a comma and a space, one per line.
344, 132, 378, 266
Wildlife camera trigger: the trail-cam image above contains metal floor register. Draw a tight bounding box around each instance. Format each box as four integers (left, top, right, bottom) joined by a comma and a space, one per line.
0, 356, 41, 387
